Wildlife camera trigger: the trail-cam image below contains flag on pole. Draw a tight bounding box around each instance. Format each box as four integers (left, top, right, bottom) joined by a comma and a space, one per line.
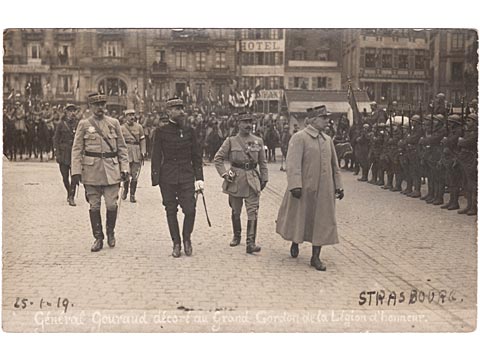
347, 81, 362, 124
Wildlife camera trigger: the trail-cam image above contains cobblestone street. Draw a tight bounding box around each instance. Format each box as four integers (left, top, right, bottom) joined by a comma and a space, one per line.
2, 158, 477, 332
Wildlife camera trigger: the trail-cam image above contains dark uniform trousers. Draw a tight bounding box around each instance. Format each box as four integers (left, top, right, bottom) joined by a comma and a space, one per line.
160, 182, 196, 240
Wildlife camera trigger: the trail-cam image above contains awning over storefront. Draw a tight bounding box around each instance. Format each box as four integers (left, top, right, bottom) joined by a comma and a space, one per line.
285, 89, 371, 115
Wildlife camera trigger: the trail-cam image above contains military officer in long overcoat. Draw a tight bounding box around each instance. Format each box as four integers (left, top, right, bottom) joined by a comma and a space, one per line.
71, 93, 129, 252
276, 105, 344, 271
121, 109, 147, 203
214, 112, 268, 254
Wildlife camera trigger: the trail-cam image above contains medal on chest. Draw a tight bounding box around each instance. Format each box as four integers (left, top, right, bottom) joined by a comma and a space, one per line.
87, 126, 96, 134
179, 129, 184, 138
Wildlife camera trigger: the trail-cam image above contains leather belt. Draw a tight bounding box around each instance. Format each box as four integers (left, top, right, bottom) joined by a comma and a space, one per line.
84, 151, 117, 158
126, 141, 140, 145
231, 161, 257, 170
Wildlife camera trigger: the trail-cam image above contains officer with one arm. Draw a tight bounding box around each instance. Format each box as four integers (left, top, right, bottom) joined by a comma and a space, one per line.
121, 109, 147, 203
214, 112, 268, 254
71, 93, 129, 252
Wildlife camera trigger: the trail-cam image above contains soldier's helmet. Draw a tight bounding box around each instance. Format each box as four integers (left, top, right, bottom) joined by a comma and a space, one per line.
65, 103, 77, 111
432, 114, 445, 122
124, 109, 135, 116
411, 114, 421, 123
447, 114, 462, 126
466, 113, 478, 122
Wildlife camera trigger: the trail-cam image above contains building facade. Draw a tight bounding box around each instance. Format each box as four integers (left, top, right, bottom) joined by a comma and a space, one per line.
145, 29, 237, 113
236, 29, 286, 113
284, 29, 343, 91
3, 29, 148, 113
342, 29, 430, 105
429, 29, 478, 105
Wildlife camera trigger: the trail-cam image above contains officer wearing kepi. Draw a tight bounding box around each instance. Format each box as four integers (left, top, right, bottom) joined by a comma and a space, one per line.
121, 109, 147, 203
54, 103, 79, 206
214, 112, 268, 254
151, 97, 204, 258
71, 93, 129, 252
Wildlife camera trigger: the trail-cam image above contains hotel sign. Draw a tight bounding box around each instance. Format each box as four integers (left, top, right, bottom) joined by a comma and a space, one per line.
239, 40, 284, 52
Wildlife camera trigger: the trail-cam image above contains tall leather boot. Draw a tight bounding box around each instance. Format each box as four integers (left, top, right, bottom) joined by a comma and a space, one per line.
402, 177, 412, 195
182, 213, 195, 256
421, 177, 433, 201
368, 163, 377, 184
447, 189, 460, 210
122, 180, 129, 200
467, 191, 477, 216
89, 210, 104, 252
67, 184, 76, 206
167, 215, 182, 257
383, 173, 393, 190
130, 180, 137, 203
310, 246, 326, 271
376, 169, 385, 186
230, 213, 241, 247
432, 180, 445, 205
246, 219, 261, 254
408, 177, 421, 198
106, 207, 117, 248
392, 174, 402, 192
458, 191, 473, 214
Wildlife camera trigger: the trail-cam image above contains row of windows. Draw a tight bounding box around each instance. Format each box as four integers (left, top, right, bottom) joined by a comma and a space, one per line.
288, 77, 332, 90
240, 52, 283, 66
173, 50, 227, 70
240, 29, 283, 40
292, 49, 329, 61
240, 76, 284, 90
364, 51, 427, 70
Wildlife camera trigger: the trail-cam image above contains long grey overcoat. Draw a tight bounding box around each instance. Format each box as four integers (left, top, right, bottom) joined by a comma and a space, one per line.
276, 125, 343, 246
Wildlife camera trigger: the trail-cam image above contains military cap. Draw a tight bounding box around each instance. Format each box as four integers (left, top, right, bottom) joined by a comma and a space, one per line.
467, 113, 478, 122
211, 112, 216, 116
166, 97, 184, 108
370, 101, 377, 106
124, 109, 135, 116
238, 112, 254, 121
447, 114, 462, 125
306, 105, 331, 117
363, 123, 370, 129
432, 114, 445, 122
411, 114, 421, 122
15, 100, 21, 105
88, 93, 107, 104
65, 103, 77, 110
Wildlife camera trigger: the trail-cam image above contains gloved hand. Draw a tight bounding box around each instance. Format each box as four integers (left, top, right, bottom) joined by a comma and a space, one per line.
335, 188, 344, 200
291, 188, 302, 199
71, 174, 81, 186
195, 180, 205, 192
261, 181, 268, 190
121, 171, 129, 182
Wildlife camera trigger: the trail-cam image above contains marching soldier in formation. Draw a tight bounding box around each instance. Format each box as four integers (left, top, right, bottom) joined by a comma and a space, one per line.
457, 113, 478, 215
428, 114, 447, 206
71, 93, 129, 252
151, 97, 204, 258
440, 114, 463, 210
355, 123, 370, 182
54, 103, 79, 206
402, 115, 423, 198
214, 112, 268, 253
121, 109, 147, 203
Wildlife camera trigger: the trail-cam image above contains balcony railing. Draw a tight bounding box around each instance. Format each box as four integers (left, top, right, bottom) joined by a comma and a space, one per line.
151, 62, 168, 74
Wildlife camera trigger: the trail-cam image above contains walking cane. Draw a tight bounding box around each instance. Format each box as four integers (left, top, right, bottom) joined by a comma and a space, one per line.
195, 190, 212, 227
117, 181, 124, 217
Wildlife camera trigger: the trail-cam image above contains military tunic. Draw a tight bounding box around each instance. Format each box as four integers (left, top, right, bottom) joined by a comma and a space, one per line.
214, 133, 268, 220
121, 122, 146, 181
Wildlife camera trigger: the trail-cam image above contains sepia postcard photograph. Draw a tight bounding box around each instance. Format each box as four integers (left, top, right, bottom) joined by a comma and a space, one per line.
2, 25, 477, 336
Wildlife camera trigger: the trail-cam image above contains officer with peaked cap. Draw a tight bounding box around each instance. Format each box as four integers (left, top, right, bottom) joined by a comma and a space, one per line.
121, 109, 147, 203
214, 112, 268, 253
54, 103, 79, 206
71, 93, 129, 252
151, 97, 204, 258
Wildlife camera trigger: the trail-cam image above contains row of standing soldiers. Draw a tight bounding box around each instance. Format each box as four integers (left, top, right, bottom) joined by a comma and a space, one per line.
350, 107, 478, 216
